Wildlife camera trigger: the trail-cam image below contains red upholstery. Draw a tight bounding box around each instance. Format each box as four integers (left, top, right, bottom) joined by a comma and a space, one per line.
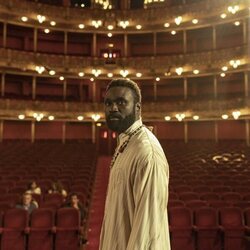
169, 207, 195, 250
28, 208, 54, 250
194, 207, 221, 250
219, 207, 247, 250
55, 208, 81, 250
1, 208, 28, 250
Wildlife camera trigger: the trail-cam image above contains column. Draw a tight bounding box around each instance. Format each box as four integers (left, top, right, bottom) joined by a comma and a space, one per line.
62, 0, 70, 6
92, 81, 96, 102
1, 73, 5, 97
0, 120, 3, 143
214, 121, 218, 143
124, 34, 128, 57
153, 32, 157, 56
32, 76, 36, 100
92, 122, 96, 144
62, 122, 66, 144
213, 75, 217, 98
79, 80, 83, 102
63, 79, 67, 100
212, 26, 216, 50
64, 31, 68, 55
184, 78, 187, 100
244, 71, 249, 97
184, 122, 188, 143
243, 19, 247, 44
120, 0, 130, 9
153, 80, 157, 101
246, 120, 250, 146
93, 33, 97, 57
183, 30, 187, 53
33, 28, 38, 52
3, 23, 7, 48
31, 121, 35, 143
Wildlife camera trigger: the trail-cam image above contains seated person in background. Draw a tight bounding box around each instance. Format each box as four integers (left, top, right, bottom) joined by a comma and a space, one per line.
48, 181, 67, 198
64, 193, 86, 221
16, 192, 38, 214
26, 181, 41, 195
64, 193, 88, 244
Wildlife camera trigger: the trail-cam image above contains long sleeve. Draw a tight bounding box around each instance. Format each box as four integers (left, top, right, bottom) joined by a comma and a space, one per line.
126, 153, 170, 250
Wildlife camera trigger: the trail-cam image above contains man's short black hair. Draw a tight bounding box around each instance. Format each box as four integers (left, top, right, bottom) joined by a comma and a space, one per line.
106, 78, 142, 103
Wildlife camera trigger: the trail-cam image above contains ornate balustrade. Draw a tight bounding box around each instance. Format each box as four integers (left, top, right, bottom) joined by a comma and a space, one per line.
0, 98, 249, 121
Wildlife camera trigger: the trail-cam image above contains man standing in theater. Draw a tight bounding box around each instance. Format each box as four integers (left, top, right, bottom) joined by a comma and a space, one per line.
99, 78, 170, 250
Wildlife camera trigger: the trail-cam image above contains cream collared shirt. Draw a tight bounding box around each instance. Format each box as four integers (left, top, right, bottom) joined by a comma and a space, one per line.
99, 119, 171, 250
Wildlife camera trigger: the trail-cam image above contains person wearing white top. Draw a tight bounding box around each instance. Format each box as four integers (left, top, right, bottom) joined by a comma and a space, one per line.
99, 79, 171, 250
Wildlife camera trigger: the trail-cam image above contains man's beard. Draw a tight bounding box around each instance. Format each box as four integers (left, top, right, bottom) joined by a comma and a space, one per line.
106, 109, 136, 134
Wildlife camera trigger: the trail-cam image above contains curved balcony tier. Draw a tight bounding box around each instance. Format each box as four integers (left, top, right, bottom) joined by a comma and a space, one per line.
0, 46, 249, 78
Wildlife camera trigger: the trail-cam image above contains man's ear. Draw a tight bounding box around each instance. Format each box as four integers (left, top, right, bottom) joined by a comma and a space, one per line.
135, 102, 141, 112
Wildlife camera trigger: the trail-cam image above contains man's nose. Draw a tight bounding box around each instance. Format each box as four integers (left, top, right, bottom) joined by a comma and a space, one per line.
110, 102, 119, 112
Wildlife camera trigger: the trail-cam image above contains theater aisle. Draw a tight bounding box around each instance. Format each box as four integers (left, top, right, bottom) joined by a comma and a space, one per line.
84, 156, 111, 250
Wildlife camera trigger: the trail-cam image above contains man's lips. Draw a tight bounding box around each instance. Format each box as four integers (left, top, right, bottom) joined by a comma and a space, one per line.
108, 115, 122, 121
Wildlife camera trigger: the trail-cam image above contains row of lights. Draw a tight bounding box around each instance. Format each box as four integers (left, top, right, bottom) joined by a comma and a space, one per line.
19, 4, 241, 33
35, 58, 242, 79
18, 113, 101, 122
164, 111, 242, 122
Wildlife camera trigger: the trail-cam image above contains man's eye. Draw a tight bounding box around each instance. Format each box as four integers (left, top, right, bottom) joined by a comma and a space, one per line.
104, 101, 111, 106
117, 100, 126, 105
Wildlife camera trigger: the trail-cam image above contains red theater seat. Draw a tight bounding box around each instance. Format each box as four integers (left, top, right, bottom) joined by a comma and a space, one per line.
221, 192, 242, 203
194, 207, 221, 250
28, 208, 54, 250
219, 207, 247, 250
200, 193, 220, 202
55, 208, 81, 250
1, 208, 29, 250
169, 207, 195, 250
179, 192, 199, 202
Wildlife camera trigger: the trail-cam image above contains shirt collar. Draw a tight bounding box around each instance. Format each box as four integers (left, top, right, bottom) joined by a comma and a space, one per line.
117, 118, 142, 146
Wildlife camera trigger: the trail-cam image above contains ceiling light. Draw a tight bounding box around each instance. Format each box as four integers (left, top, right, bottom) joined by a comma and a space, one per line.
164, 23, 170, 28
222, 66, 228, 71
91, 114, 101, 122
176, 67, 183, 75
107, 33, 112, 37
220, 73, 226, 77
164, 116, 171, 121
232, 111, 241, 119
90, 78, 95, 82
193, 69, 199, 74
50, 21, 56, 26
107, 25, 113, 30
92, 69, 101, 77
174, 16, 182, 25
228, 5, 239, 14
171, 30, 176, 35
175, 113, 185, 121
222, 114, 228, 120
136, 73, 142, 77
77, 116, 84, 121
44, 29, 50, 34
78, 72, 84, 77
35, 66, 45, 74
78, 24, 85, 29
120, 70, 129, 77
136, 25, 142, 30
107, 73, 113, 78
108, 43, 114, 48
48, 115, 54, 121
37, 15, 46, 23
192, 19, 198, 24
92, 20, 102, 28
229, 59, 241, 68
59, 76, 64, 81
119, 20, 129, 29
18, 114, 25, 120
220, 13, 227, 19
234, 21, 240, 26
21, 16, 28, 22
49, 70, 56, 75
156, 77, 160, 82
96, 123, 102, 127
193, 115, 199, 120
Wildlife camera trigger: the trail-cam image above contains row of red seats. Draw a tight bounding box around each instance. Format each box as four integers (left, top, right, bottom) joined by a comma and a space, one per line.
0, 207, 82, 250
169, 206, 250, 250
